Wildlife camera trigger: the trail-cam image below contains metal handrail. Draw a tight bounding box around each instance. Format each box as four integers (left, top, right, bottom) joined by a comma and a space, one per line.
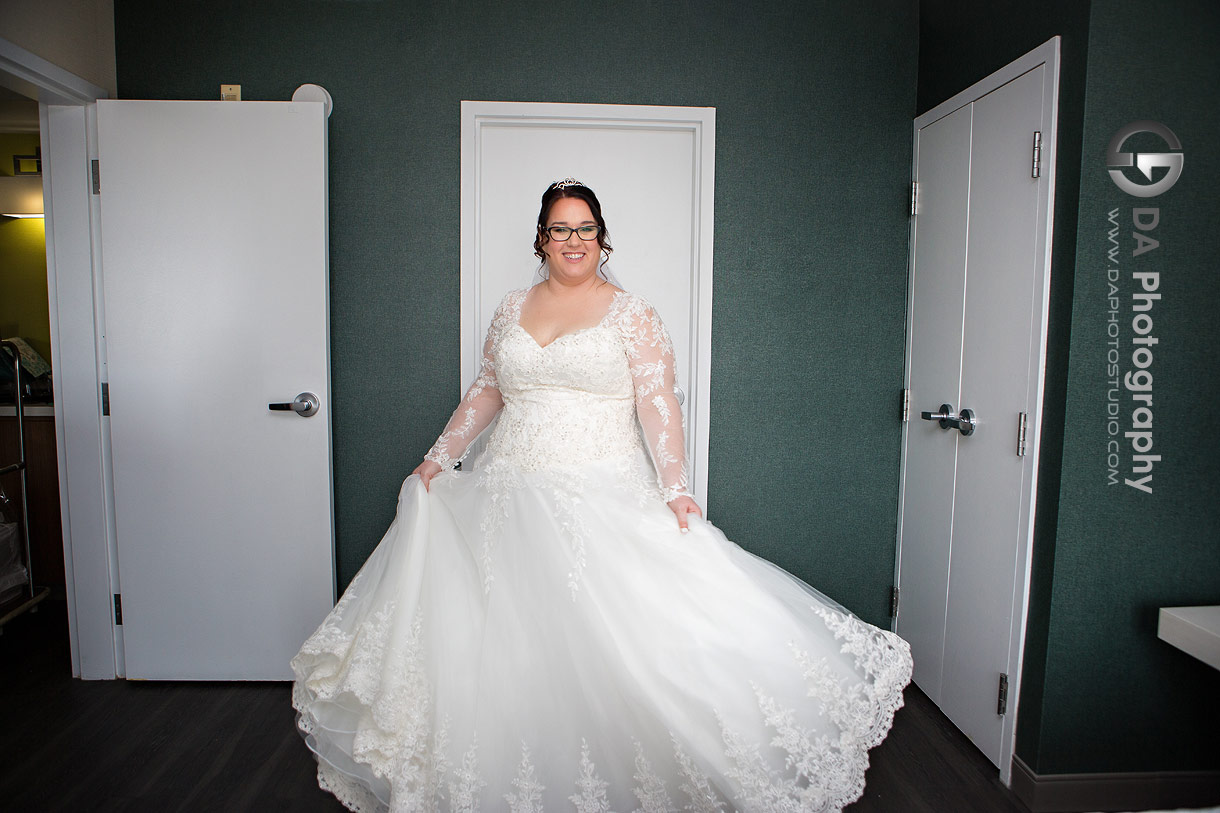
1, 339, 35, 604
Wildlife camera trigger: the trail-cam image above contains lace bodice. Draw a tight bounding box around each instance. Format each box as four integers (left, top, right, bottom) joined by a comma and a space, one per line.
425, 288, 691, 502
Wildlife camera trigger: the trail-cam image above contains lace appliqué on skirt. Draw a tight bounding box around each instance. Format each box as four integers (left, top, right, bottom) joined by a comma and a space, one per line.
294, 599, 911, 813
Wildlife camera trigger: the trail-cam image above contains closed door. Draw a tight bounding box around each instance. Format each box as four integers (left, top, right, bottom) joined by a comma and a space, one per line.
896, 57, 1053, 769
461, 102, 715, 505
97, 99, 334, 679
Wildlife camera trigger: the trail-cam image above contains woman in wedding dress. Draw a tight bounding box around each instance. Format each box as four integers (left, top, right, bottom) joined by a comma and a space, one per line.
291, 179, 913, 813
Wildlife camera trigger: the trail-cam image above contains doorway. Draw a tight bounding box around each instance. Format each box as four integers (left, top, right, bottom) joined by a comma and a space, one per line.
0, 93, 61, 625
0, 40, 104, 656
5, 38, 339, 679
894, 38, 1060, 783
1, 36, 116, 677
460, 101, 716, 506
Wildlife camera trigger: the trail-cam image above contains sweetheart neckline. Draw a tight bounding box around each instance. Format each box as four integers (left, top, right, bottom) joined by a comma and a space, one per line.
514, 290, 625, 349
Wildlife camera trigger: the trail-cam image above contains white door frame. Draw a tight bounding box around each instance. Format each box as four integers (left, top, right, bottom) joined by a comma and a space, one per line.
460, 101, 716, 506
0, 37, 114, 678
894, 37, 1059, 785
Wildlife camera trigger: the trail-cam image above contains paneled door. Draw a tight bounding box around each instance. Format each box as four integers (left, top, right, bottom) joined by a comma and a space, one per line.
460, 102, 715, 507
97, 99, 335, 679
895, 40, 1059, 779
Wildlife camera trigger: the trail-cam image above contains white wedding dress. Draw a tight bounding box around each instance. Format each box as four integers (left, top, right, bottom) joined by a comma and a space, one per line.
291, 288, 913, 813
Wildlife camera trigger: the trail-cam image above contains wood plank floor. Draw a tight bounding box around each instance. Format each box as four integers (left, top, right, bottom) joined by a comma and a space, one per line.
1, 601, 1029, 811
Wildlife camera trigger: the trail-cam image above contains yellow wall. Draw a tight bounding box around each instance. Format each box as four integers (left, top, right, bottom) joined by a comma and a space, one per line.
0, 133, 50, 365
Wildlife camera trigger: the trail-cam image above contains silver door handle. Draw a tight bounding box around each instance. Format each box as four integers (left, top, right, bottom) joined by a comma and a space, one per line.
920, 403, 975, 436
954, 408, 976, 436
921, 403, 956, 430
268, 392, 319, 417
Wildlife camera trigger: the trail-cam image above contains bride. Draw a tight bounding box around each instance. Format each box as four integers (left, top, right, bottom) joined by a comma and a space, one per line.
290, 178, 913, 813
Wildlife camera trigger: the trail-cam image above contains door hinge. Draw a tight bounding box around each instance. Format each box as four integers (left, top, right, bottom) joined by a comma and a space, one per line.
890, 585, 900, 617
909, 181, 918, 216
113, 593, 123, 625
901, 388, 911, 422
92, 159, 101, 194
997, 673, 1009, 715
101, 382, 110, 416
1031, 131, 1042, 178
1016, 411, 1028, 456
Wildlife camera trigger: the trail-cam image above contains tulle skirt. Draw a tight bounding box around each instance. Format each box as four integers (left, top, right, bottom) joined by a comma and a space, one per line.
290, 462, 912, 812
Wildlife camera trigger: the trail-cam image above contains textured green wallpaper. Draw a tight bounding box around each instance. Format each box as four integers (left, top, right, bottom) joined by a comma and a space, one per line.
113, 0, 919, 626
1037, 0, 1220, 774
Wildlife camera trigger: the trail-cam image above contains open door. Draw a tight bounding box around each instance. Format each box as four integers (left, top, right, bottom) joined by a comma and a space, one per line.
96, 99, 334, 679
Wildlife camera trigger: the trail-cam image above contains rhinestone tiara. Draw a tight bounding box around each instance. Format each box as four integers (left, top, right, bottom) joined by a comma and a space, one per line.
552, 177, 585, 189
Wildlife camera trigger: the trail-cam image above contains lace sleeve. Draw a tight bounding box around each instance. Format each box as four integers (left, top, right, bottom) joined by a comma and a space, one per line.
620, 296, 692, 502
423, 298, 510, 470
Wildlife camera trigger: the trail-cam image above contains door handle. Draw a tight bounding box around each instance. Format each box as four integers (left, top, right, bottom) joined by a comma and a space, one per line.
268, 392, 320, 417
953, 408, 976, 436
920, 403, 976, 436
921, 403, 956, 430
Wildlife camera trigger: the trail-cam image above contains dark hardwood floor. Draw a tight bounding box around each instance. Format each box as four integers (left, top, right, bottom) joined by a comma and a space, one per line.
1, 601, 1029, 811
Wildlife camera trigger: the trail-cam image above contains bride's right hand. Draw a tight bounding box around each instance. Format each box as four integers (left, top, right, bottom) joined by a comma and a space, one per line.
412, 460, 443, 491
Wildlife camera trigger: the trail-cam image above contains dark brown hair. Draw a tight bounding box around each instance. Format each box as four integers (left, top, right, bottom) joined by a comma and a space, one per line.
533, 180, 613, 261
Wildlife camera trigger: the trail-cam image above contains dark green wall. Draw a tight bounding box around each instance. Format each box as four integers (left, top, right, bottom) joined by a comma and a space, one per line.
1034, 0, 1220, 774
113, 0, 919, 627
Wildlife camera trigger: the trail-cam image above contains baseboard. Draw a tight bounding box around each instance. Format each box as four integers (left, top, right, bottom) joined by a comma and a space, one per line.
1010, 755, 1220, 812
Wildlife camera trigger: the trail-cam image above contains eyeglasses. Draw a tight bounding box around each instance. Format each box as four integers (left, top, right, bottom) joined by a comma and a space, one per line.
545, 225, 601, 241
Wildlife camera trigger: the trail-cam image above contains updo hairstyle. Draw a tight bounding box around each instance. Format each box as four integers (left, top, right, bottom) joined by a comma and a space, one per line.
532, 180, 614, 262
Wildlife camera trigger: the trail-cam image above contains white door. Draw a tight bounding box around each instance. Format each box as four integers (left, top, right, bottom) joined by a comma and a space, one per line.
460, 102, 715, 506
895, 40, 1059, 777
96, 99, 335, 680
896, 102, 972, 704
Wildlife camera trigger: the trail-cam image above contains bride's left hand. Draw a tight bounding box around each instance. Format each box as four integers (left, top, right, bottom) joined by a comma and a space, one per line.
667, 496, 703, 534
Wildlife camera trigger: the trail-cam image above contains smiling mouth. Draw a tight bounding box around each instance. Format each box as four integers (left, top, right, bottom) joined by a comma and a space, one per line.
563, 253, 585, 261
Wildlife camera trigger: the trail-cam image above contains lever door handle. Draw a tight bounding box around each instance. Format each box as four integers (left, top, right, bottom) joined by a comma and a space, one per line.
269, 392, 320, 417
921, 403, 956, 430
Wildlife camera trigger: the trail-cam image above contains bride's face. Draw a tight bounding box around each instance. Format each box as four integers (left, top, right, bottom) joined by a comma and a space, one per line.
542, 197, 601, 282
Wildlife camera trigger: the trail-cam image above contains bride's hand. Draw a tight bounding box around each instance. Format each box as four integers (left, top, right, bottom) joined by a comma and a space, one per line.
412, 460, 443, 491
667, 496, 703, 533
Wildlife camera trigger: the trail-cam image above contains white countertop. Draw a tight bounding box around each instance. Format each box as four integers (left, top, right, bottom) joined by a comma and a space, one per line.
1158, 606, 1220, 671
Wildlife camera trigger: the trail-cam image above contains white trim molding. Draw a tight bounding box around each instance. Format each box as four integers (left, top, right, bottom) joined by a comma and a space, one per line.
0, 36, 106, 105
